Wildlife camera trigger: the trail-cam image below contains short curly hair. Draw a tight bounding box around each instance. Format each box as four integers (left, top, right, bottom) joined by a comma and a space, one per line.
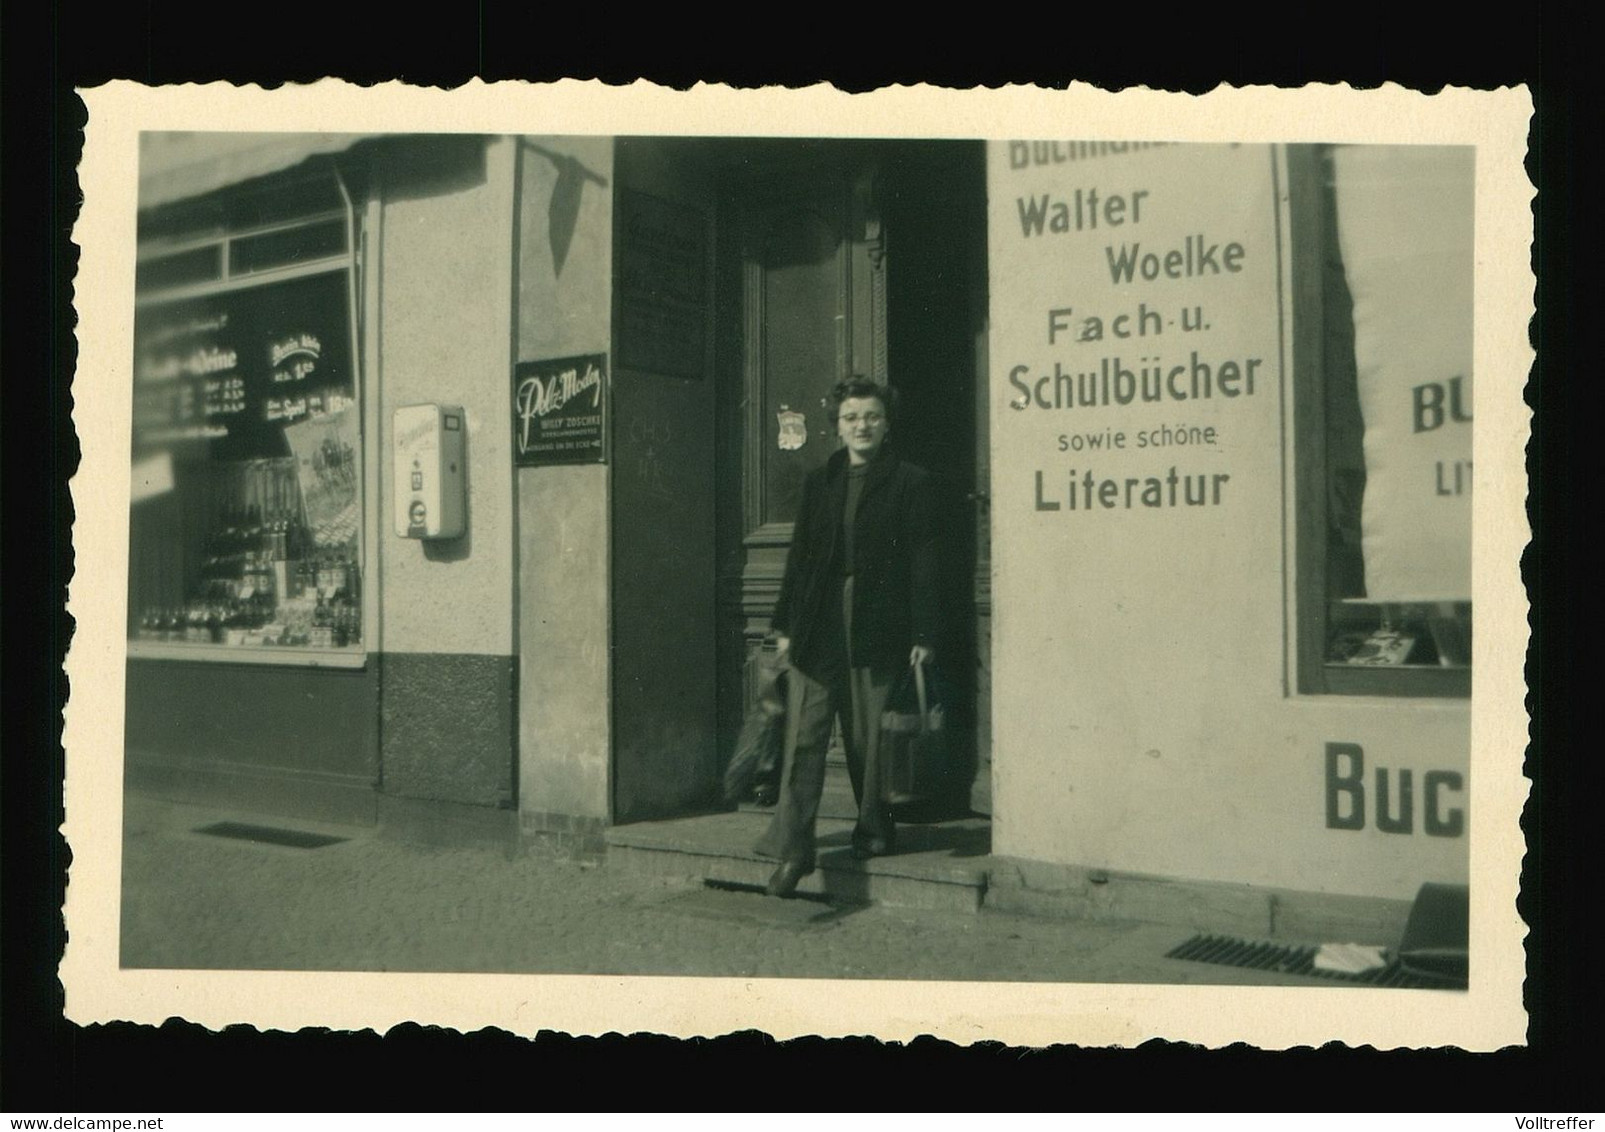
826, 376, 898, 428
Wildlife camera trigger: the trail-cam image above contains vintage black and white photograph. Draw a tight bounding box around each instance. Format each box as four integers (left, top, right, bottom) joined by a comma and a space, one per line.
64, 82, 1532, 1047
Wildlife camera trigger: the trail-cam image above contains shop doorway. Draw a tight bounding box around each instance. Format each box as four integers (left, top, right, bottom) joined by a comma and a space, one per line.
609, 138, 989, 824
707, 138, 991, 821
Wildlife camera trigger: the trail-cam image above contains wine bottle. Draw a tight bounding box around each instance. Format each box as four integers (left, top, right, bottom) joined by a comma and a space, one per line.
242, 504, 258, 569
270, 512, 289, 602
312, 595, 332, 648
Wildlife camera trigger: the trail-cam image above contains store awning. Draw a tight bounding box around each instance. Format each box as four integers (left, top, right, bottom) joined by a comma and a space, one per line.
138, 132, 384, 211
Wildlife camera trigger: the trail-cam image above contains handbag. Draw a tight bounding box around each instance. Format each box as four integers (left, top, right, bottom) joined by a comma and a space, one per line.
722, 652, 788, 806
879, 660, 951, 804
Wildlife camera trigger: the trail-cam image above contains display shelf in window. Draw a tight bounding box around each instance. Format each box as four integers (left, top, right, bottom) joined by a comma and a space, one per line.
128, 454, 364, 655
1326, 600, 1472, 669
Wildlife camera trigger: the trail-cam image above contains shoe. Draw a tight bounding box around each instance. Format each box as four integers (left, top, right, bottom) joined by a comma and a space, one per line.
752, 783, 779, 807
765, 859, 815, 898
850, 832, 895, 860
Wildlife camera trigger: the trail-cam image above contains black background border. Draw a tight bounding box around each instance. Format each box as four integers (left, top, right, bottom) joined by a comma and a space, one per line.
4, 4, 1582, 1110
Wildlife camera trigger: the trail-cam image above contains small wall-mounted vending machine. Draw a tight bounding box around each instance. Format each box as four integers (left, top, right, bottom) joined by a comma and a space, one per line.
393, 403, 466, 539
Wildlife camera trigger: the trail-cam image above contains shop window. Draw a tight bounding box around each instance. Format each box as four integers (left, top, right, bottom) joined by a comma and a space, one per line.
128, 172, 365, 664
1291, 145, 1473, 698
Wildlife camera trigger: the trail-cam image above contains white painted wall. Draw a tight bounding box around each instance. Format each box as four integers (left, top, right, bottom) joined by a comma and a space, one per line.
515, 136, 615, 822
988, 142, 1469, 901
375, 136, 519, 658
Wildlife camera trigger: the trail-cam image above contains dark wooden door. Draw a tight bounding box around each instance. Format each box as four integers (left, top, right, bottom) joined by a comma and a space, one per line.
712, 143, 880, 769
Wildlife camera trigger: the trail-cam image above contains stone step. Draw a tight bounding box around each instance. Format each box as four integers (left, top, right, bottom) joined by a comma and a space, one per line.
735, 761, 861, 821
605, 810, 992, 914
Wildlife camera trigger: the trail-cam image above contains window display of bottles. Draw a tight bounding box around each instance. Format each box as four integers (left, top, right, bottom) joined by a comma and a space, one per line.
134, 500, 362, 650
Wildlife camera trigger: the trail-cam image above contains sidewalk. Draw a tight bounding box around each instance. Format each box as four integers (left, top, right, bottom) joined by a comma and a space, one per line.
118, 791, 1344, 985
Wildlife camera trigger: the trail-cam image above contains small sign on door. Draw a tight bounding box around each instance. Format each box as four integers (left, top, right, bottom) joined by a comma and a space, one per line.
776, 407, 807, 451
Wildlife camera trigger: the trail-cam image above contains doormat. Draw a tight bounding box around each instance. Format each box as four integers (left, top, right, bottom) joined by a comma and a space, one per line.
1165, 933, 1467, 990
194, 821, 349, 850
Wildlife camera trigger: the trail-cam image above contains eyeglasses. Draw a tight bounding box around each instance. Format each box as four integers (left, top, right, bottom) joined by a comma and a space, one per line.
840, 413, 885, 426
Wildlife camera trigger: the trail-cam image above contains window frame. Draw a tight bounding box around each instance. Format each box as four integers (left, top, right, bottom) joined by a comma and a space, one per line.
126, 167, 370, 669
1288, 144, 1471, 699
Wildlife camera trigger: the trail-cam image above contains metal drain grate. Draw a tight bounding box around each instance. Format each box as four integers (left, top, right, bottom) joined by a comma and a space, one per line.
194, 821, 349, 850
1165, 934, 1466, 990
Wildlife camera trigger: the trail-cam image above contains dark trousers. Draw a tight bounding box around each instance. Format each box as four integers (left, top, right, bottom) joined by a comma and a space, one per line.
754, 577, 895, 865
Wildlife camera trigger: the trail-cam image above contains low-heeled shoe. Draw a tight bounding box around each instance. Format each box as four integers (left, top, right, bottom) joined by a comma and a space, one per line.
765, 859, 815, 897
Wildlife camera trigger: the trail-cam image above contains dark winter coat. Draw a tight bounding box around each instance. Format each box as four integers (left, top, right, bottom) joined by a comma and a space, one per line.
771, 447, 940, 679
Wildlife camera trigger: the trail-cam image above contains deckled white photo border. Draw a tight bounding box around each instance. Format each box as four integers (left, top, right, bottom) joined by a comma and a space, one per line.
64, 79, 1533, 1048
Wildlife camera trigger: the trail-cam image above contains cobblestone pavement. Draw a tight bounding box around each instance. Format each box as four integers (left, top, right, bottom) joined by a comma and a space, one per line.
119, 793, 1333, 986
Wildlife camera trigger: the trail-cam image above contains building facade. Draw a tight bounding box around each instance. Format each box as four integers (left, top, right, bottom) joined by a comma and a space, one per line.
124, 133, 1472, 932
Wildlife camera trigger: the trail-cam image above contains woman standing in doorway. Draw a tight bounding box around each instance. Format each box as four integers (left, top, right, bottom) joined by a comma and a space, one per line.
755, 376, 940, 898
